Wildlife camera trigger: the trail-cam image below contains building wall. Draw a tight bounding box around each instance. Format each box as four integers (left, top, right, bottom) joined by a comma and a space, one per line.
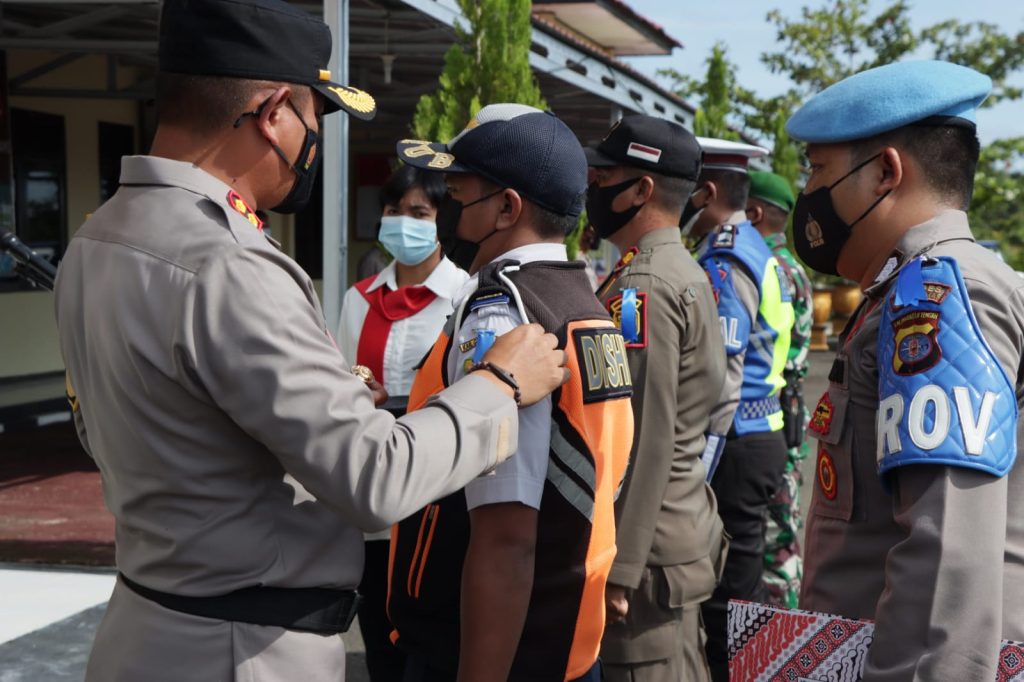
0, 51, 141, 379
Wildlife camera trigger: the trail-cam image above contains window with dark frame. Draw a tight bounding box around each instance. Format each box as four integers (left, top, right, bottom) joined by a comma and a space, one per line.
98, 121, 134, 204
0, 108, 67, 293
12, 108, 66, 249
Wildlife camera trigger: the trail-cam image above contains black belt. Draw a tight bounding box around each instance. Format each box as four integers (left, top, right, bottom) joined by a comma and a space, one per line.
120, 573, 361, 635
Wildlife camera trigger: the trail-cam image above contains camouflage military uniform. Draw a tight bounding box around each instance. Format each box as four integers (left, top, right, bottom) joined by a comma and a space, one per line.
762, 233, 812, 607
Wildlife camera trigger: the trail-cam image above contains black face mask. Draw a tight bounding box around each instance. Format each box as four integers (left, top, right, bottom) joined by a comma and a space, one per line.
269, 101, 321, 214
792, 153, 890, 276
679, 188, 707, 236
585, 177, 643, 239
436, 188, 505, 271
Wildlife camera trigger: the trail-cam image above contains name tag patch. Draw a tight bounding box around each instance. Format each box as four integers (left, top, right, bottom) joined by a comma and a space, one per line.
573, 327, 633, 404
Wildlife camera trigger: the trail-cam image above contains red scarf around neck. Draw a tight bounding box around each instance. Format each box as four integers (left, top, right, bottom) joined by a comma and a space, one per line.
354, 277, 438, 384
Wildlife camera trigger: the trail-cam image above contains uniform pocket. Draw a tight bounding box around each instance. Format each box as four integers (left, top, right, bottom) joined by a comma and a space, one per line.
806, 371, 855, 520
662, 556, 718, 609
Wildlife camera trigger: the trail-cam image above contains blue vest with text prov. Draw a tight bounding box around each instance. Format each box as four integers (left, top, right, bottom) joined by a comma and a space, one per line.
876, 256, 1017, 479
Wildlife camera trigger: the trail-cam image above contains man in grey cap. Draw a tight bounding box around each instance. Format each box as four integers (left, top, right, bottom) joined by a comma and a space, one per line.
55, 1, 567, 680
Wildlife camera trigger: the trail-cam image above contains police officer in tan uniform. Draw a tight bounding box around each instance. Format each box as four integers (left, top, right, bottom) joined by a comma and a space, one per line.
54, 2, 567, 680
586, 115, 728, 682
789, 60, 1024, 681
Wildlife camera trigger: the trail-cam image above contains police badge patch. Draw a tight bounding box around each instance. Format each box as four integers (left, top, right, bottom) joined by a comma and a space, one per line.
606, 291, 647, 348
809, 392, 834, 437
817, 444, 838, 501
892, 310, 941, 376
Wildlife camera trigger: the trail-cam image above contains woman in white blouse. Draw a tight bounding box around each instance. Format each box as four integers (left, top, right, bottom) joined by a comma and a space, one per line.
336, 164, 466, 682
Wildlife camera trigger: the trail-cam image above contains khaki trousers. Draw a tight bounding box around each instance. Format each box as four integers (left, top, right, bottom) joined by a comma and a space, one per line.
602, 544, 726, 682
86, 578, 347, 682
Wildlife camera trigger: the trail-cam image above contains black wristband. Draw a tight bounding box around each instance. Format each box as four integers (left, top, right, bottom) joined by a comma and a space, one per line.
469, 361, 522, 407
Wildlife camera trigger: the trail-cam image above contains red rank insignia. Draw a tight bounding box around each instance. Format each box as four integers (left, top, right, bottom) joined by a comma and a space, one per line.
597, 247, 640, 298
616, 247, 639, 270
808, 392, 834, 437
226, 190, 263, 231
817, 444, 838, 501
892, 310, 941, 376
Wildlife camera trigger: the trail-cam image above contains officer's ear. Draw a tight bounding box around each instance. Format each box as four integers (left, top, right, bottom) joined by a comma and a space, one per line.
876, 146, 904, 196
634, 175, 655, 206
692, 179, 716, 205
746, 204, 764, 225
494, 188, 524, 231
255, 86, 292, 146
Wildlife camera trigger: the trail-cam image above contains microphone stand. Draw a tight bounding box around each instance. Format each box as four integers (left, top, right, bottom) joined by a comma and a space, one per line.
0, 230, 57, 292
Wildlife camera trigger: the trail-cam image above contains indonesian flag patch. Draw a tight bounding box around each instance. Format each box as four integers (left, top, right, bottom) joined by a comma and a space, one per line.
626, 142, 662, 164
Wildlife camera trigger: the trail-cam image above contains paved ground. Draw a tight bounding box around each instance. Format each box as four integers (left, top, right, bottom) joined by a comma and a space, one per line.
0, 351, 834, 681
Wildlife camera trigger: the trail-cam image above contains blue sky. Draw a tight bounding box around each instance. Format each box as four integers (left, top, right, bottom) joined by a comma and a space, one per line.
621, 0, 1024, 144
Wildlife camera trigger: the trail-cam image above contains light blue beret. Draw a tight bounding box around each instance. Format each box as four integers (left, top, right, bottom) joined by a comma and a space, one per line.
786, 60, 992, 143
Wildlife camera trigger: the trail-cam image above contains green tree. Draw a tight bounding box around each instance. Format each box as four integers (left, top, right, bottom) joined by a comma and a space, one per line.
760, 0, 1024, 266
970, 137, 1024, 266
659, 47, 800, 186
411, 0, 545, 141
659, 0, 1024, 267
660, 42, 741, 139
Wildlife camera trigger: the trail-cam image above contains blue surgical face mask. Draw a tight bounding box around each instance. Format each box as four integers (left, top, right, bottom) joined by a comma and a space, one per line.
378, 215, 439, 266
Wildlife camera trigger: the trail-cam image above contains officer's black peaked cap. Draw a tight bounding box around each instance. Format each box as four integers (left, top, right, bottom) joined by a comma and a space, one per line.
159, 0, 376, 120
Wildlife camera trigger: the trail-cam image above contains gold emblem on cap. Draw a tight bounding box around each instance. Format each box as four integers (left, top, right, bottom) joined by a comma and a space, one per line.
398, 140, 455, 169
399, 140, 435, 157
327, 85, 376, 114
318, 69, 331, 82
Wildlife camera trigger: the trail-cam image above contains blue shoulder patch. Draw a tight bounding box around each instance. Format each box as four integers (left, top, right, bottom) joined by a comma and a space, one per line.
876, 257, 1017, 479
703, 258, 749, 356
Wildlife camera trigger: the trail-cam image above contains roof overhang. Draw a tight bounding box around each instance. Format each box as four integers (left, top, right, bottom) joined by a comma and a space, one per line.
532, 0, 680, 56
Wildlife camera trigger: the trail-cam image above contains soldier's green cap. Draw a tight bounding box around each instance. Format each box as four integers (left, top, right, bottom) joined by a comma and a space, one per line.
748, 171, 796, 213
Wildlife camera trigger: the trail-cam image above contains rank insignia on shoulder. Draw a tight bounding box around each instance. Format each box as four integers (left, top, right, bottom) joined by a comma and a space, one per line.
809, 392, 834, 436
617, 247, 639, 269
226, 191, 263, 231
816, 444, 838, 501
572, 327, 633, 404
607, 290, 647, 348
892, 310, 941, 376
923, 282, 951, 305
712, 224, 736, 249
469, 293, 510, 312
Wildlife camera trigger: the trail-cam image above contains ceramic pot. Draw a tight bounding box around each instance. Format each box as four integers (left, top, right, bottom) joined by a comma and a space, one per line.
812, 289, 832, 325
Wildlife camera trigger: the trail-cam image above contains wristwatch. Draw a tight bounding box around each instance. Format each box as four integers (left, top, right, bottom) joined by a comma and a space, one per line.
468, 361, 522, 406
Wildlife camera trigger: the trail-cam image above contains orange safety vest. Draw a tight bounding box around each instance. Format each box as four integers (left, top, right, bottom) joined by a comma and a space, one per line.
387, 259, 634, 681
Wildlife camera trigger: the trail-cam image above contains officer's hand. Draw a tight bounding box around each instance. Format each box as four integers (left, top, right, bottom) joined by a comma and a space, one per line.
482, 323, 568, 407
367, 378, 388, 408
605, 583, 629, 625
